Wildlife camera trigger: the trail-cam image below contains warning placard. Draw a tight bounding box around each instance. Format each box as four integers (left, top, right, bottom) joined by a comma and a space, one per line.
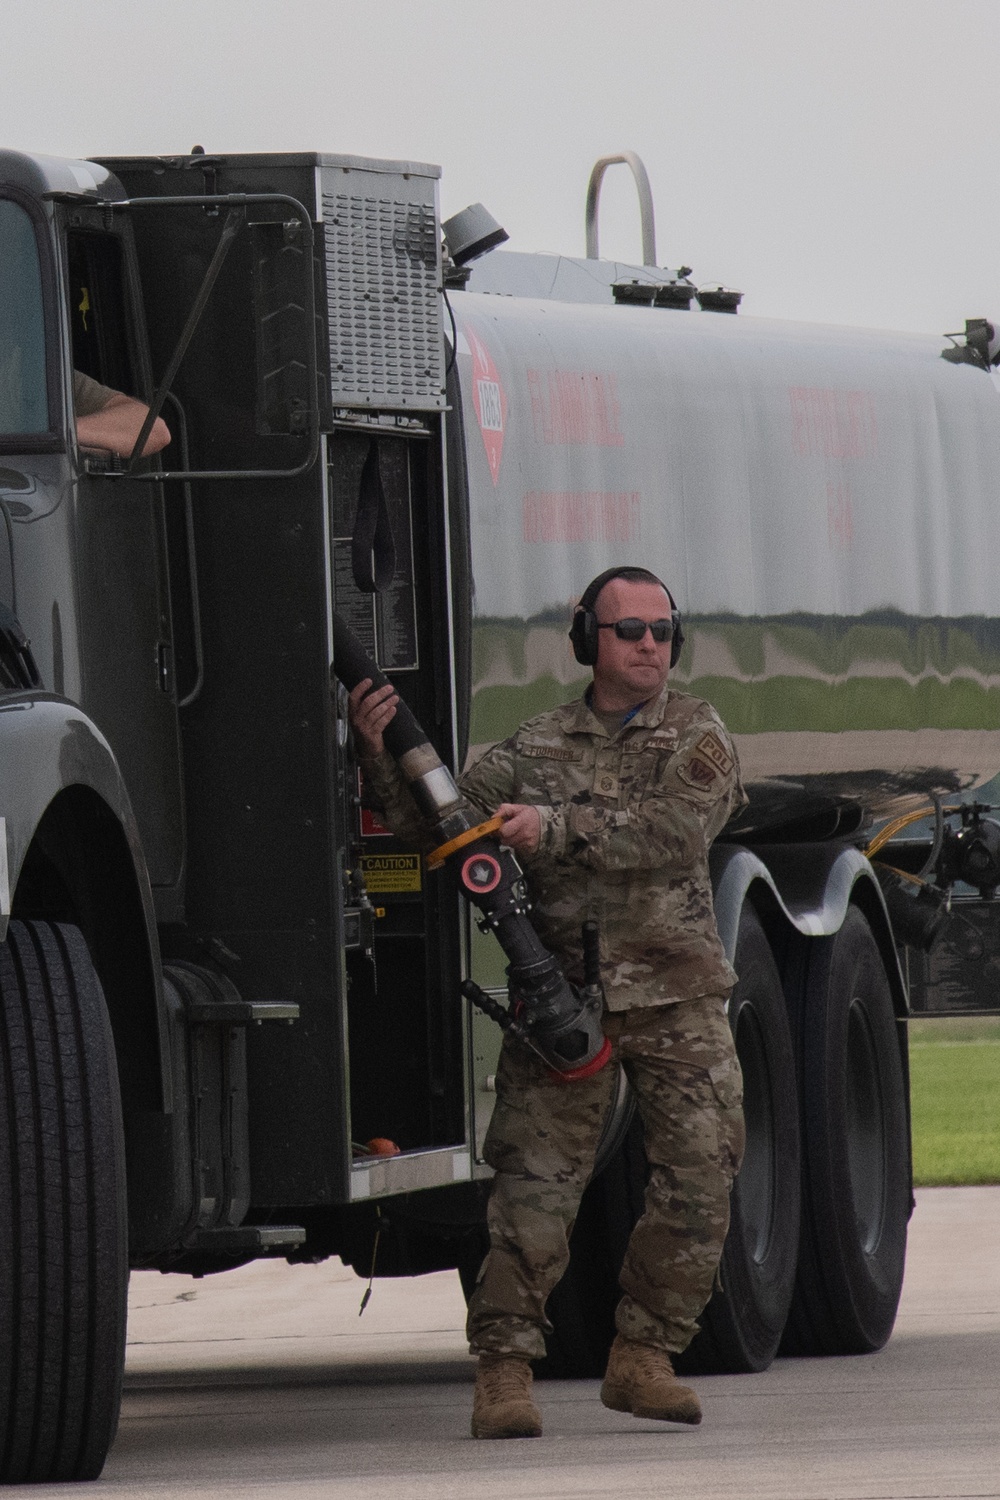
465, 323, 507, 487
361, 853, 422, 894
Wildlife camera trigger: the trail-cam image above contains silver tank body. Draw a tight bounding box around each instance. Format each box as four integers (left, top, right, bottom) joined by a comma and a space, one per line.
449, 283, 1000, 834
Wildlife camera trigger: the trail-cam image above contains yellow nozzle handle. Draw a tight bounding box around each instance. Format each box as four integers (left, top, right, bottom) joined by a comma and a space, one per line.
426, 815, 506, 870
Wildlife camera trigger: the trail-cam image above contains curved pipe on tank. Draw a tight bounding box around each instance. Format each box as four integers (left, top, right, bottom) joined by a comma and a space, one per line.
710, 842, 908, 1019
585, 152, 657, 266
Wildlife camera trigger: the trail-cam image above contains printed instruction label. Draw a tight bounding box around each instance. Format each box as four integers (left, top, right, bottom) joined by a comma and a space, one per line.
361, 852, 422, 894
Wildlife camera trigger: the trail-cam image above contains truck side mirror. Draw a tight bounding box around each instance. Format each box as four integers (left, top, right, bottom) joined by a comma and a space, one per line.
251, 220, 329, 437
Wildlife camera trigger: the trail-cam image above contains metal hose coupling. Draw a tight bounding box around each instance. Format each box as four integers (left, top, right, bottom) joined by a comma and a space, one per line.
450, 841, 611, 1080
332, 610, 611, 1080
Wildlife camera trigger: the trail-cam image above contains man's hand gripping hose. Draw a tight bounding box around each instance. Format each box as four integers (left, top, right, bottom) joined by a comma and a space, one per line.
332, 611, 612, 1080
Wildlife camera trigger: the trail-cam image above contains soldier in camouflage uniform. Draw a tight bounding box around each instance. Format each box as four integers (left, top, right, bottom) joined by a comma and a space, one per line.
350, 567, 746, 1439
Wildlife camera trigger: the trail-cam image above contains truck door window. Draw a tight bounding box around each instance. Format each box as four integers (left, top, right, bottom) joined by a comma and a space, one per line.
67, 231, 137, 400
0, 200, 50, 440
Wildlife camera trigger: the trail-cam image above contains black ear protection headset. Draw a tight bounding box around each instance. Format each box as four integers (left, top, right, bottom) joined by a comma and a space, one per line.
568, 566, 685, 669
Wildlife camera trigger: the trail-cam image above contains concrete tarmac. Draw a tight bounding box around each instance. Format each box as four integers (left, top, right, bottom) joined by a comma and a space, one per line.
8, 1187, 999, 1499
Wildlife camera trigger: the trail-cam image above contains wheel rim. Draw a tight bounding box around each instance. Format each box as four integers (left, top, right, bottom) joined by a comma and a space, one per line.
736, 1004, 776, 1264
845, 997, 886, 1255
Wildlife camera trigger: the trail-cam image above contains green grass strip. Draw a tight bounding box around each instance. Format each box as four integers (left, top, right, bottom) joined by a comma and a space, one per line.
909, 1020, 1000, 1185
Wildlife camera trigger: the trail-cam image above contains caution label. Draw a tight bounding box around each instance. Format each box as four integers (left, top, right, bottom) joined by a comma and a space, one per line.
361, 853, 422, 894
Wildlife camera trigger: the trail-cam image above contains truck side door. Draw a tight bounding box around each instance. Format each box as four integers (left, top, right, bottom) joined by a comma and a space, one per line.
65, 215, 185, 911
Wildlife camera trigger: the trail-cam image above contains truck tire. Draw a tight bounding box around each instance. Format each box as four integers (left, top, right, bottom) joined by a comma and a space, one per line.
0, 921, 128, 1483
780, 905, 909, 1356
678, 904, 800, 1374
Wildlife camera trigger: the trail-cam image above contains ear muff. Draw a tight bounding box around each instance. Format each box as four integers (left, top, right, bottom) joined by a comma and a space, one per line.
669, 607, 685, 669
569, 567, 685, 669
568, 603, 599, 666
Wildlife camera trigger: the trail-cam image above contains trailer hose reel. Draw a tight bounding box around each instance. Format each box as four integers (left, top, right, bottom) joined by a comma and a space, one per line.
332, 610, 611, 1080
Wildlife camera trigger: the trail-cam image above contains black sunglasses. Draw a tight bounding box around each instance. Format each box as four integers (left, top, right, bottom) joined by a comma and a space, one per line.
597, 617, 674, 643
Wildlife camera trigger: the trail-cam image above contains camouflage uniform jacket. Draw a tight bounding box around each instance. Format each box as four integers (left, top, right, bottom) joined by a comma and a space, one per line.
360, 684, 747, 1011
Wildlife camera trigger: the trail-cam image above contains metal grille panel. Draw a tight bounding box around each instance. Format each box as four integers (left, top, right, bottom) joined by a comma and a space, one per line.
322, 166, 445, 412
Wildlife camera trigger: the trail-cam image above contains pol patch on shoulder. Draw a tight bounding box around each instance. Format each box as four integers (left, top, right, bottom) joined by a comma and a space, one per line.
696, 731, 734, 778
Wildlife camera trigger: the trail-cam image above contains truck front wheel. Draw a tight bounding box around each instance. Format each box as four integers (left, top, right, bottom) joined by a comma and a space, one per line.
0, 921, 128, 1483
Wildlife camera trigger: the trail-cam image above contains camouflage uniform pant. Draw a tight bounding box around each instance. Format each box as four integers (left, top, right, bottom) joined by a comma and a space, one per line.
466, 992, 745, 1360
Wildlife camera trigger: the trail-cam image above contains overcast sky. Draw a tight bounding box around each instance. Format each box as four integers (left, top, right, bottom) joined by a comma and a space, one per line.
5, 0, 1000, 334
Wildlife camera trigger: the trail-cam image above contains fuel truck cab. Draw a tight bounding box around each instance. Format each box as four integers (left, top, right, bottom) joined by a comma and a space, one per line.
0, 147, 477, 1482
2, 144, 1000, 1482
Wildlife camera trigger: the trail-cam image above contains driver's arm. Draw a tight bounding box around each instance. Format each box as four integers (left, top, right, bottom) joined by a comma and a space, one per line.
74, 371, 170, 457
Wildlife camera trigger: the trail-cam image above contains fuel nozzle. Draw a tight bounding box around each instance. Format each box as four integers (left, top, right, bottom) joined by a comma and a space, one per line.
461, 908, 611, 1080
441, 833, 611, 1079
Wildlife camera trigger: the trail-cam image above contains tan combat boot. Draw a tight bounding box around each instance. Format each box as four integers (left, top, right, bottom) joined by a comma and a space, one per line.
600, 1334, 702, 1424
470, 1353, 542, 1439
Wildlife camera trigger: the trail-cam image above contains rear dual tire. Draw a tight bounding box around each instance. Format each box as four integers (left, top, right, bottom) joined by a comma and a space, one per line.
780, 906, 909, 1356
679, 905, 800, 1374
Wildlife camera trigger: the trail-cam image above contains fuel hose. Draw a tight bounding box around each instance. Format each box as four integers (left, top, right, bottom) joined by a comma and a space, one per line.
332, 610, 611, 1079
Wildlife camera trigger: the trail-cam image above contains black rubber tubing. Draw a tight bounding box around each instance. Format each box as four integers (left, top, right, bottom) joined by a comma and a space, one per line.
332, 610, 429, 762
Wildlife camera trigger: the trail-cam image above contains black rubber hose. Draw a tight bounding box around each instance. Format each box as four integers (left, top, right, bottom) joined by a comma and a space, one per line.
332, 609, 426, 760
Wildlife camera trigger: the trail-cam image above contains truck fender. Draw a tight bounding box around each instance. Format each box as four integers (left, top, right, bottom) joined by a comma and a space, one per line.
0, 693, 169, 1109
710, 842, 908, 1019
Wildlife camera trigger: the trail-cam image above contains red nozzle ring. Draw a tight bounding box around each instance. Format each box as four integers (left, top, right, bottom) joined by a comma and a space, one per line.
547, 1034, 613, 1083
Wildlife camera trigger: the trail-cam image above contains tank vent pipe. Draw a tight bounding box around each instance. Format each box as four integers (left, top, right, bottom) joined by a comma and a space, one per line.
585, 152, 657, 266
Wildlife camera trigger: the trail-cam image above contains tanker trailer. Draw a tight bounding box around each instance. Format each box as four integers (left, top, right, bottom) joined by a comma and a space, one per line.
446, 239, 1000, 1374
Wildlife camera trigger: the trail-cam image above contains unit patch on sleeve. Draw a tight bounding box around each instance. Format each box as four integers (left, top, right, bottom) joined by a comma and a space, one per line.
676, 755, 719, 791
695, 731, 734, 778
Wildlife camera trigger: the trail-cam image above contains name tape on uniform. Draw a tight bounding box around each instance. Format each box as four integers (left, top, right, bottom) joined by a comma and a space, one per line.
519, 744, 583, 762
